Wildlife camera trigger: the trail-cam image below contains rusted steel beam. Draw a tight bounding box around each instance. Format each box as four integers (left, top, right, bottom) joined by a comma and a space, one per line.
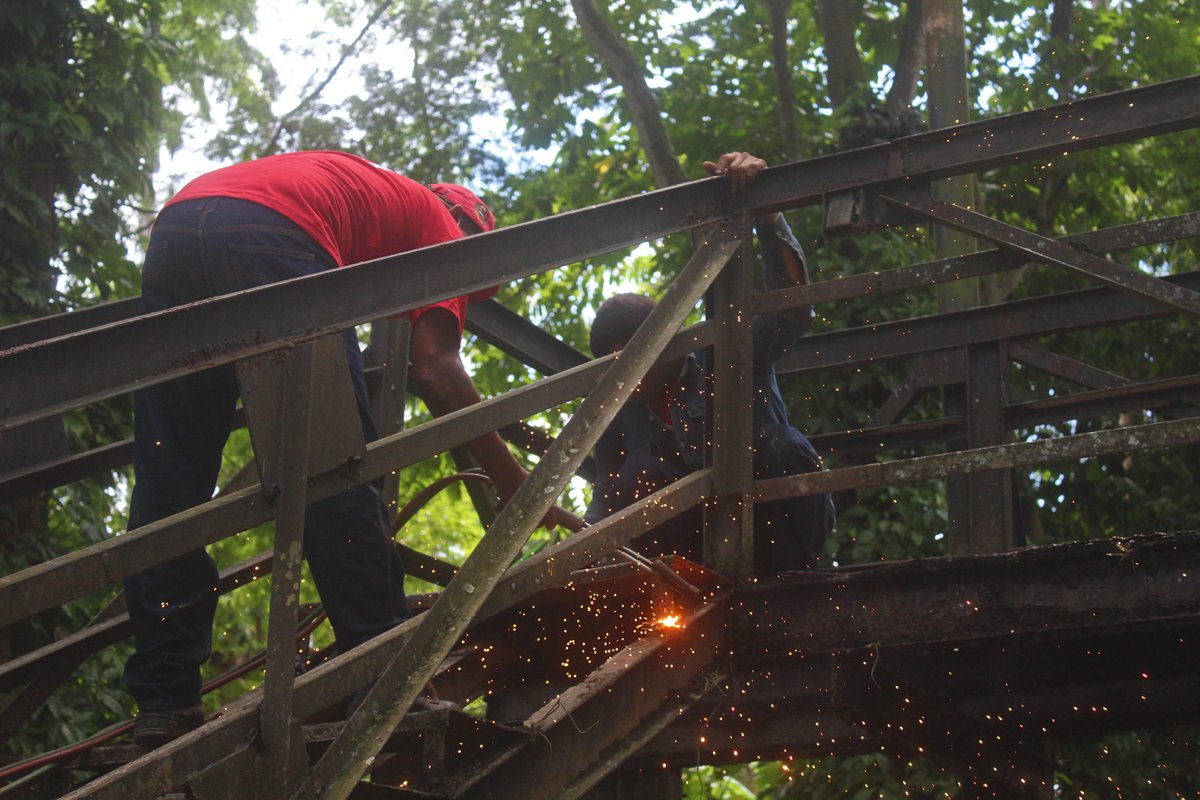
884, 195, 1200, 319
757, 416, 1200, 502
1007, 373, 1200, 428
732, 531, 1200, 657
0, 297, 139, 351
257, 342, 320, 798
0, 438, 132, 503
813, 418, 965, 457
777, 271, 1200, 375
5, 76, 1198, 430
466, 299, 589, 375
705, 215, 756, 577
1008, 341, 1128, 391
452, 600, 729, 800
0, 405, 251, 503
741, 75, 1200, 216
816, 372, 1200, 458
965, 341, 1014, 553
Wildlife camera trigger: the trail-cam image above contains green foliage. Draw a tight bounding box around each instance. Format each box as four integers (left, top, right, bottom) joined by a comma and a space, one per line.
0, 0, 274, 763
682, 754, 959, 799
1052, 727, 1200, 799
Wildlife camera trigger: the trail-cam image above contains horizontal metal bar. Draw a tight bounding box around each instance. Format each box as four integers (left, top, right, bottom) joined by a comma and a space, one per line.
778, 270, 1200, 374
733, 530, 1200, 654
756, 211, 1200, 316
0, 297, 140, 352
0, 438, 132, 503
757, 416, 1200, 502
5, 77, 1199, 430
740, 75, 1200, 216
813, 417, 965, 457
1006, 373, 1200, 428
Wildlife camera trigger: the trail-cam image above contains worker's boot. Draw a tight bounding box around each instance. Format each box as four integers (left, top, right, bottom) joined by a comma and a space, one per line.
133, 705, 207, 749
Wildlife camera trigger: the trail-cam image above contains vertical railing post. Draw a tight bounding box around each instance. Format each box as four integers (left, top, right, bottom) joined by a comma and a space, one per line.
257, 341, 318, 799
703, 213, 757, 579
966, 340, 1015, 552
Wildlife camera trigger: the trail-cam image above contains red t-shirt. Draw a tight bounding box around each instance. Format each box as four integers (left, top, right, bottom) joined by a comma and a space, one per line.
165, 150, 495, 330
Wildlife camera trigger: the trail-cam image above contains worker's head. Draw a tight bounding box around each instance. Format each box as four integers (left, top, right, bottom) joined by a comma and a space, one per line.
591, 293, 657, 358
591, 293, 684, 399
429, 183, 495, 235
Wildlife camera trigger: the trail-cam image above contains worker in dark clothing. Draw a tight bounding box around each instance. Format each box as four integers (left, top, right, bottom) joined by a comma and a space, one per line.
126, 150, 553, 748
584, 152, 834, 576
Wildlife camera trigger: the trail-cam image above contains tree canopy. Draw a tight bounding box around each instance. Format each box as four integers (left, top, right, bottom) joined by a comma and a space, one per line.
2, 0, 1199, 796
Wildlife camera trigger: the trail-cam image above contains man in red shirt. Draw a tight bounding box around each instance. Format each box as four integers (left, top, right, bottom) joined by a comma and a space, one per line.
126, 151, 546, 747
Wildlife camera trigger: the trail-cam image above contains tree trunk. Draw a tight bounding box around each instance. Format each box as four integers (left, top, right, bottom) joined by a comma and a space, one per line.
766, 0, 800, 161
818, 0, 864, 111
570, 0, 688, 187
1050, 0, 1074, 41
886, 0, 925, 112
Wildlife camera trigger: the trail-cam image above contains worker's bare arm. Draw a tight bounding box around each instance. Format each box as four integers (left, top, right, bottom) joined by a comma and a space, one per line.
409, 308, 558, 530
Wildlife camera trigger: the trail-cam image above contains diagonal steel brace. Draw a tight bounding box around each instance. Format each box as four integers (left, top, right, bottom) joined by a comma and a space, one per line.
878, 192, 1200, 320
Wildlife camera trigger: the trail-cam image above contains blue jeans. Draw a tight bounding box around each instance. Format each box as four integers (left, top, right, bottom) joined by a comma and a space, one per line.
124, 197, 410, 712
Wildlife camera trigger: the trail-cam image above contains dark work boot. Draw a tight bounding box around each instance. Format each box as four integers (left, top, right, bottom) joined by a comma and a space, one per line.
133, 705, 206, 749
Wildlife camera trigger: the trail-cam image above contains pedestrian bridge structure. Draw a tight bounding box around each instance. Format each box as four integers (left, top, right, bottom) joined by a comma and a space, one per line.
1, 75, 1199, 799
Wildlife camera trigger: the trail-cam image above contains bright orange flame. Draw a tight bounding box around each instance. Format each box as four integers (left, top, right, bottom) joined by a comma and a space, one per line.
658, 614, 683, 629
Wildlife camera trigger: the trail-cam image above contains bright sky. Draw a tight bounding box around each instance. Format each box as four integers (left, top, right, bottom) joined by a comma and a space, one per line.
158, 0, 405, 195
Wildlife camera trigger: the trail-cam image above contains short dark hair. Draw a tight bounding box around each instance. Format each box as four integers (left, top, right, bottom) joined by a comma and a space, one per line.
590, 293, 658, 357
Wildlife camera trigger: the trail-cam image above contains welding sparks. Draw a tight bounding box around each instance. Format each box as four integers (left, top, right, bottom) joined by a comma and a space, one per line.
658, 614, 683, 629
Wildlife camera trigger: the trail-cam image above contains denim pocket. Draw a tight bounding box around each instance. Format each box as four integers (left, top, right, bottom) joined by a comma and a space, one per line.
226, 242, 319, 291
